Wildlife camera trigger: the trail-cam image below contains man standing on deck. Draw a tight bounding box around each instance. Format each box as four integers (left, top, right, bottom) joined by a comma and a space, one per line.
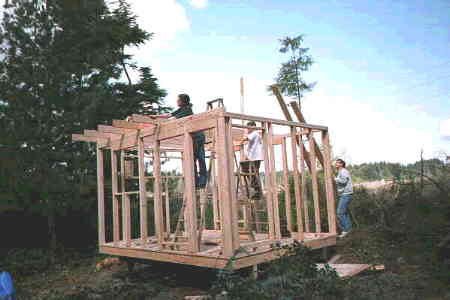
240, 121, 263, 199
151, 94, 207, 189
335, 159, 353, 238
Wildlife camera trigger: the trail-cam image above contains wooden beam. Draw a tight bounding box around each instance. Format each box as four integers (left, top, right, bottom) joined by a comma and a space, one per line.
216, 117, 239, 256
100, 109, 223, 150
290, 101, 325, 166
72, 134, 107, 144
268, 123, 281, 239
322, 130, 337, 234
137, 137, 148, 245
231, 124, 265, 130
113, 119, 151, 130
270, 84, 293, 121
281, 138, 293, 233
84, 130, 121, 139
98, 125, 135, 134
226, 118, 240, 248
211, 142, 220, 230
309, 135, 321, 233
262, 124, 275, 239
123, 194, 131, 247
120, 151, 131, 246
153, 138, 164, 245
290, 126, 304, 240
299, 136, 310, 232
265, 86, 314, 171
111, 150, 120, 246
165, 179, 171, 234
224, 112, 328, 131
96, 146, 105, 246
183, 130, 199, 253
131, 114, 163, 123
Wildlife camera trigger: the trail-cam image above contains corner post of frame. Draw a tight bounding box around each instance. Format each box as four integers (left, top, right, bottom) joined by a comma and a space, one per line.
96, 145, 106, 246
183, 128, 200, 253
138, 136, 149, 245
321, 130, 337, 234
216, 116, 239, 256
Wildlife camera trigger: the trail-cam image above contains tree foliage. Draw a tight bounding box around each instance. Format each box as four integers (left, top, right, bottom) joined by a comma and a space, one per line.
272, 35, 315, 111
0, 0, 168, 252
347, 159, 446, 183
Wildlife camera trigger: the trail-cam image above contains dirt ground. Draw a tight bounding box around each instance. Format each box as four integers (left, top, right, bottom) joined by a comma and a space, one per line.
14, 255, 218, 300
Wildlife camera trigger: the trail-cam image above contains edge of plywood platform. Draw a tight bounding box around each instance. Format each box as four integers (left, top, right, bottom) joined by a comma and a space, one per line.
100, 233, 337, 270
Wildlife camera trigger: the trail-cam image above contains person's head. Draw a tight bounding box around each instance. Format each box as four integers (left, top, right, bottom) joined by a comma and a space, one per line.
247, 121, 256, 133
177, 94, 190, 108
335, 159, 346, 169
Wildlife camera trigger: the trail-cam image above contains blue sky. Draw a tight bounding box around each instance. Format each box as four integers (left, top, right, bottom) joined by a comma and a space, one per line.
128, 0, 449, 163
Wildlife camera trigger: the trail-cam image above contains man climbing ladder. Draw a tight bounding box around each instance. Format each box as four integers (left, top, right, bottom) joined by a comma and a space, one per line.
240, 121, 264, 199
151, 93, 207, 189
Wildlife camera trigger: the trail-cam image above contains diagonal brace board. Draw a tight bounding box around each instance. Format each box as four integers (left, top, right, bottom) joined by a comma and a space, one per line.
289, 101, 324, 166
270, 85, 313, 171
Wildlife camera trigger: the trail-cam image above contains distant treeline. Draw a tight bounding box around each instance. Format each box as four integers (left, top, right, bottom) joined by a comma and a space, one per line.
347, 159, 446, 183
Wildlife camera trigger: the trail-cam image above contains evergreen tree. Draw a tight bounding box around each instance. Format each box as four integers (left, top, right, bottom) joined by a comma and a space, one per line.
272, 35, 316, 113
0, 0, 168, 259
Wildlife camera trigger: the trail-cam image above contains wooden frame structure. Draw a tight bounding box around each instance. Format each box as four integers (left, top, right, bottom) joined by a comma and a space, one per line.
72, 106, 337, 269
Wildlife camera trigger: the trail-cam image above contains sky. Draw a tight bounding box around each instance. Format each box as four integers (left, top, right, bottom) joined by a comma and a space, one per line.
2, 0, 449, 164
124, 0, 450, 164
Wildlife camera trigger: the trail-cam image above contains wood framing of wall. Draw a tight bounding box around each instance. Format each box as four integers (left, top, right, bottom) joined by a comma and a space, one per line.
72, 107, 337, 269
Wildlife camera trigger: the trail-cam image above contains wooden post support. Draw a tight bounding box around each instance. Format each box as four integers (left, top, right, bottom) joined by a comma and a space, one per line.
120, 150, 126, 243
226, 118, 240, 249
120, 150, 131, 246
290, 127, 304, 240
216, 117, 239, 256
322, 130, 337, 234
183, 130, 200, 253
281, 137, 293, 233
268, 123, 281, 239
96, 146, 105, 245
299, 135, 310, 232
153, 139, 165, 245
309, 134, 321, 233
111, 150, 120, 246
124, 193, 131, 247
262, 123, 275, 239
165, 178, 171, 234
210, 152, 220, 230
137, 137, 148, 245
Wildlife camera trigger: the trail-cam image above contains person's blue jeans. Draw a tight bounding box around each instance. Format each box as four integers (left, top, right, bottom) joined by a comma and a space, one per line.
193, 133, 207, 188
337, 194, 352, 232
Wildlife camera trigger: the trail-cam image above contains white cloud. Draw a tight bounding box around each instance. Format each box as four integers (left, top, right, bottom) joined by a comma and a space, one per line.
189, 0, 208, 9
127, 0, 190, 60
440, 119, 450, 138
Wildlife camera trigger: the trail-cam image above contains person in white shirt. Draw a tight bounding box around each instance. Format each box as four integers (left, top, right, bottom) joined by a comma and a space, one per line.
240, 121, 263, 198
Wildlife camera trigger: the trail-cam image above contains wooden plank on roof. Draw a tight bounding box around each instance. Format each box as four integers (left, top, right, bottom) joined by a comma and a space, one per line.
105, 110, 222, 150
98, 125, 135, 134
84, 130, 121, 139
131, 114, 163, 123
112, 120, 153, 130
72, 134, 107, 143
224, 112, 328, 131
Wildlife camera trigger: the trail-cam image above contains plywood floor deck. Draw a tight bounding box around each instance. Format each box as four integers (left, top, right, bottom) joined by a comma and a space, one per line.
101, 230, 337, 269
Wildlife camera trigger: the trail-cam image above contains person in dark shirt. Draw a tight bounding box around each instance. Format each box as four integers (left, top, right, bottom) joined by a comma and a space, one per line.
152, 94, 207, 189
